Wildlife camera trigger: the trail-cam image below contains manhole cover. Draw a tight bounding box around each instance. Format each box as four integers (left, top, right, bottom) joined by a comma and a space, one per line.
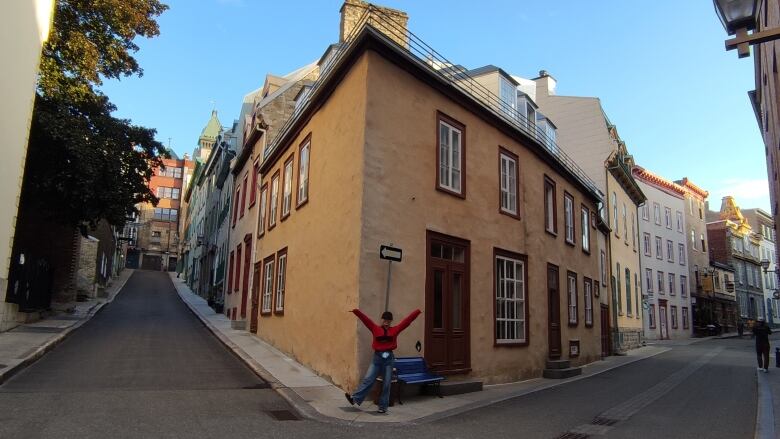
267, 410, 299, 421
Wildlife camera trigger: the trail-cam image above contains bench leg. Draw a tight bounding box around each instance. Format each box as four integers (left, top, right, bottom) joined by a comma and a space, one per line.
437, 382, 443, 398
398, 382, 403, 405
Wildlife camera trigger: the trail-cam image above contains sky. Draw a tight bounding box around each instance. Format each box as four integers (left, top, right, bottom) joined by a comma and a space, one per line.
100, 0, 770, 211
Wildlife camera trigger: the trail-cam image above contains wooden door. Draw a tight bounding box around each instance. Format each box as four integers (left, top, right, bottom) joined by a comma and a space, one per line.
250, 262, 261, 333
240, 238, 252, 319
659, 301, 668, 339
547, 264, 562, 359
425, 231, 470, 374
600, 304, 610, 357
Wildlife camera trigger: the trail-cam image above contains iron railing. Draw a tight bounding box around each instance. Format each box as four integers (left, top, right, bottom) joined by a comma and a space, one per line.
264, 5, 602, 200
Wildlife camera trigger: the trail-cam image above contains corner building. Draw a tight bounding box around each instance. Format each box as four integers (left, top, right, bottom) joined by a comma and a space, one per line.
252, 3, 603, 388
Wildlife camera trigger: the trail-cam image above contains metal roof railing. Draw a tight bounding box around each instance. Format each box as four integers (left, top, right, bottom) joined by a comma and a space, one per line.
265, 5, 602, 201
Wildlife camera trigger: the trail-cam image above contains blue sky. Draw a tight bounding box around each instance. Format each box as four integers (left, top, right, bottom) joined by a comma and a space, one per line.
100, 0, 769, 211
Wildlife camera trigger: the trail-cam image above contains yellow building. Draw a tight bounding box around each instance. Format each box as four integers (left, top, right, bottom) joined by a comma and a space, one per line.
0, 0, 54, 330
249, 1, 604, 388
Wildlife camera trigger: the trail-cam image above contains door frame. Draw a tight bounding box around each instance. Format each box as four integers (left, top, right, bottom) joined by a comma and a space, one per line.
658, 299, 669, 340
600, 304, 610, 357
424, 230, 471, 374
250, 262, 261, 333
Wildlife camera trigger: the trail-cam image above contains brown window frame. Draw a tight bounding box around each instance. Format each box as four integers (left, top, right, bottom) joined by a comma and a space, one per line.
249, 161, 259, 207
498, 147, 521, 220
257, 183, 268, 237
240, 174, 248, 219
435, 111, 466, 199
234, 243, 242, 293
281, 153, 295, 222
232, 184, 240, 228
296, 133, 311, 209
274, 247, 288, 315
567, 270, 578, 326
493, 248, 529, 347
544, 175, 557, 236
584, 276, 593, 327
268, 170, 280, 231
564, 191, 576, 246
260, 254, 276, 316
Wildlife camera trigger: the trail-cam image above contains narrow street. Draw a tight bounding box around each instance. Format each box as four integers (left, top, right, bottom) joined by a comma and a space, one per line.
0, 271, 766, 438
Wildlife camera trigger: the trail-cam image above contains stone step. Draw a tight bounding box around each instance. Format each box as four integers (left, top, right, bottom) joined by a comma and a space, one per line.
230, 319, 247, 330
545, 359, 571, 370
543, 366, 582, 379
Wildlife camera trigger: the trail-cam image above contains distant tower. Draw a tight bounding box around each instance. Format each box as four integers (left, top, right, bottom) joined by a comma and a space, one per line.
194, 109, 222, 161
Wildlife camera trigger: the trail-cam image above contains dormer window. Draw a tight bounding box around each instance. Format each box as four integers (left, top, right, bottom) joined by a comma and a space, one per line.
499, 76, 517, 118
517, 95, 537, 133
536, 114, 557, 150
294, 85, 312, 112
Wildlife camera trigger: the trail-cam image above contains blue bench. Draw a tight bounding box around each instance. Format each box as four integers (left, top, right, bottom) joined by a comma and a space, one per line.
394, 356, 445, 403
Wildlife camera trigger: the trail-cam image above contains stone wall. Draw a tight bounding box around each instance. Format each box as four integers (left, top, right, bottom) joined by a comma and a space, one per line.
76, 235, 98, 297
339, 0, 409, 49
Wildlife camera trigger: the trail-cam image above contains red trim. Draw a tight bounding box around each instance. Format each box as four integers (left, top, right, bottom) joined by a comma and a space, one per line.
240, 175, 248, 219
493, 248, 529, 347
232, 185, 240, 227
234, 244, 242, 293
240, 236, 252, 318
633, 166, 686, 198
435, 111, 466, 199
249, 161, 259, 208
498, 146, 521, 220
227, 251, 234, 294
260, 254, 276, 316
281, 153, 294, 221
296, 133, 312, 209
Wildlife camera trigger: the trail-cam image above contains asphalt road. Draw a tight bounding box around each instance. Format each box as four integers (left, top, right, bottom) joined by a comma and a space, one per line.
0, 270, 766, 438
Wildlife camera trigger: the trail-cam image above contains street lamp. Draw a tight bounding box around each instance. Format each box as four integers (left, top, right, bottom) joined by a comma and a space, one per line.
714, 0, 780, 57
761, 258, 779, 273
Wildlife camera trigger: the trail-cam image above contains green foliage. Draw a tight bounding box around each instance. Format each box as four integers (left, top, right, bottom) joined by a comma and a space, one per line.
24, 0, 169, 229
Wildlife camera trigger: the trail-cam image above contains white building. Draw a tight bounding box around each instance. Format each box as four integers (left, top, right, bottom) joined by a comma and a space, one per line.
742, 208, 779, 326
634, 166, 692, 340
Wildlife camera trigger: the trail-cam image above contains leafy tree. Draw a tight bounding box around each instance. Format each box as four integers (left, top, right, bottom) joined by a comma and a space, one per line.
22, 0, 169, 229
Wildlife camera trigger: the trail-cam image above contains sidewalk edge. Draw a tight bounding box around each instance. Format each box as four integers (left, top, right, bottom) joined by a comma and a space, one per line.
0, 269, 133, 385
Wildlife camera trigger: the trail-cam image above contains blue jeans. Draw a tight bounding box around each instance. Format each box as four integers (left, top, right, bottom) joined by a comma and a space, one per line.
352, 352, 394, 410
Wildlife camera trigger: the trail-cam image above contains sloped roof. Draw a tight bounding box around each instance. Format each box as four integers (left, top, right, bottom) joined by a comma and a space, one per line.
200, 110, 222, 140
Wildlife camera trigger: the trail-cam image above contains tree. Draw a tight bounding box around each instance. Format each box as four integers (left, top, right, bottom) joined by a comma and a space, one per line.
22, 0, 170, 229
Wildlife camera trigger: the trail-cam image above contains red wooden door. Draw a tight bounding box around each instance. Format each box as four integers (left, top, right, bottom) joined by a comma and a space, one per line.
548, 264, 561, 359
425, 231, 470, 374
240, 238, 252, 319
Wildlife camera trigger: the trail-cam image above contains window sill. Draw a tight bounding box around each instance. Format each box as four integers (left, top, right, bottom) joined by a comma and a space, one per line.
494, 340, 529, 347
582, 248, 591, 255
565, 239, 576, 247
274, 309, 285, 316
436, 185, 466, 199
545, 229, 558, 238
281, 211, 291, 222
568, 322, 579, 327
296, 197, 309, 210
499, 209, 521, 221
260, 310, 272, 316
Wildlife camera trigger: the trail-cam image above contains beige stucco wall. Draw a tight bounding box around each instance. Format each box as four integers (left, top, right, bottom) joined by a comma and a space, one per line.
252, 54, 369, 388
606, 172, 643, 332
0, 0, 54, 328
360, 51, 602, 384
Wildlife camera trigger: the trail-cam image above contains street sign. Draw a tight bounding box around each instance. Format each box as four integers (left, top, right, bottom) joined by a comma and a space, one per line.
380, 245, 402, 262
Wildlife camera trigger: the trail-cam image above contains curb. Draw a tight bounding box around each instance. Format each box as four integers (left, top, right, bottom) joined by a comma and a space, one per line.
755, 370, 776, 439
169, 278, 350, 426
412, 347, 671, 425
0, 269, 133, 385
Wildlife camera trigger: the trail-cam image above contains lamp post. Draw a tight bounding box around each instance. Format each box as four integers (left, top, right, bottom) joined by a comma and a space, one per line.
713, 0, 780, 57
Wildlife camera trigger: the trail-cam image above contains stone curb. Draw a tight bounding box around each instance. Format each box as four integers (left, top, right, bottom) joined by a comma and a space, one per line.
0, 269, 133, 385
755, 370, 776, 439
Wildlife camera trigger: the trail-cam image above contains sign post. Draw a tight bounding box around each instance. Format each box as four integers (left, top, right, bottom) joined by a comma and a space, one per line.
379, 245, 402, 312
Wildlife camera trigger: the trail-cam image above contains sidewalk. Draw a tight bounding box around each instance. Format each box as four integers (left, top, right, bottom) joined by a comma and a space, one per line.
0, 268, 133, 384
170, 273, 670, 425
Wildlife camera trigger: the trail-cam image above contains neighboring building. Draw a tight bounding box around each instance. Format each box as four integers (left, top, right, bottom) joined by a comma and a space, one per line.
226, 63, 318, 329
251, 1, 603, 389
742, 208, 779, 325
127, 155, 193, 272
633, 167, 691, 340
533, 74, 646, 352
748, 1, 780, 284
0, 1, 54, 330
699, 261, 738, 332
707, 197, 765, 322
674, 178, 710, 329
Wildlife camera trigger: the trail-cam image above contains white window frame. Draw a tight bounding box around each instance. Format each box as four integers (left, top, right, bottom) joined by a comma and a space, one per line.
676, 211, 683, 233
438, 120, 463, 194
282, 159, 293, 217
269, 175, 279, 227
669, 273, 676, 295
495, 255, 526, 344
643, 233, 651, 256
585, 280, 593, 326
658, 271, 665, 293
298, 141, 310, 204
568, 272, 578, 325
654, 203, 661, 225
680, 275, 687, 297
499, 77, 518, 117
664, 207, 672, 229
499, 152, 518, 215
667, 240, 674, 262
645, 268, 653, 292
679, 243, 686, 265
581, 206, 590, 252
258, 187, 267, 236
655, 236, 663, 260
262, 259, 275, 313
275, 253, 287, 313
565, 194, 575, 244
642, 204, 649, 220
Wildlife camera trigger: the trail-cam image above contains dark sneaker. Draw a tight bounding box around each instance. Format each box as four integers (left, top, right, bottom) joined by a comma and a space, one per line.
344, 393, 355, 405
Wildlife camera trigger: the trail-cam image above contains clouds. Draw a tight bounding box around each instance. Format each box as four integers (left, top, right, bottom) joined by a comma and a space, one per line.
710, 178, 771, 211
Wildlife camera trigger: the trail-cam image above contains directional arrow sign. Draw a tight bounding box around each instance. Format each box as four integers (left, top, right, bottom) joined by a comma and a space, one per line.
380, 245, 402, 262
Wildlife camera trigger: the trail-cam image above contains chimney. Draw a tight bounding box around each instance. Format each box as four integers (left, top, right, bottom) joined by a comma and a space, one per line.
339, 0, 409, 49
534, 69, 557, 98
